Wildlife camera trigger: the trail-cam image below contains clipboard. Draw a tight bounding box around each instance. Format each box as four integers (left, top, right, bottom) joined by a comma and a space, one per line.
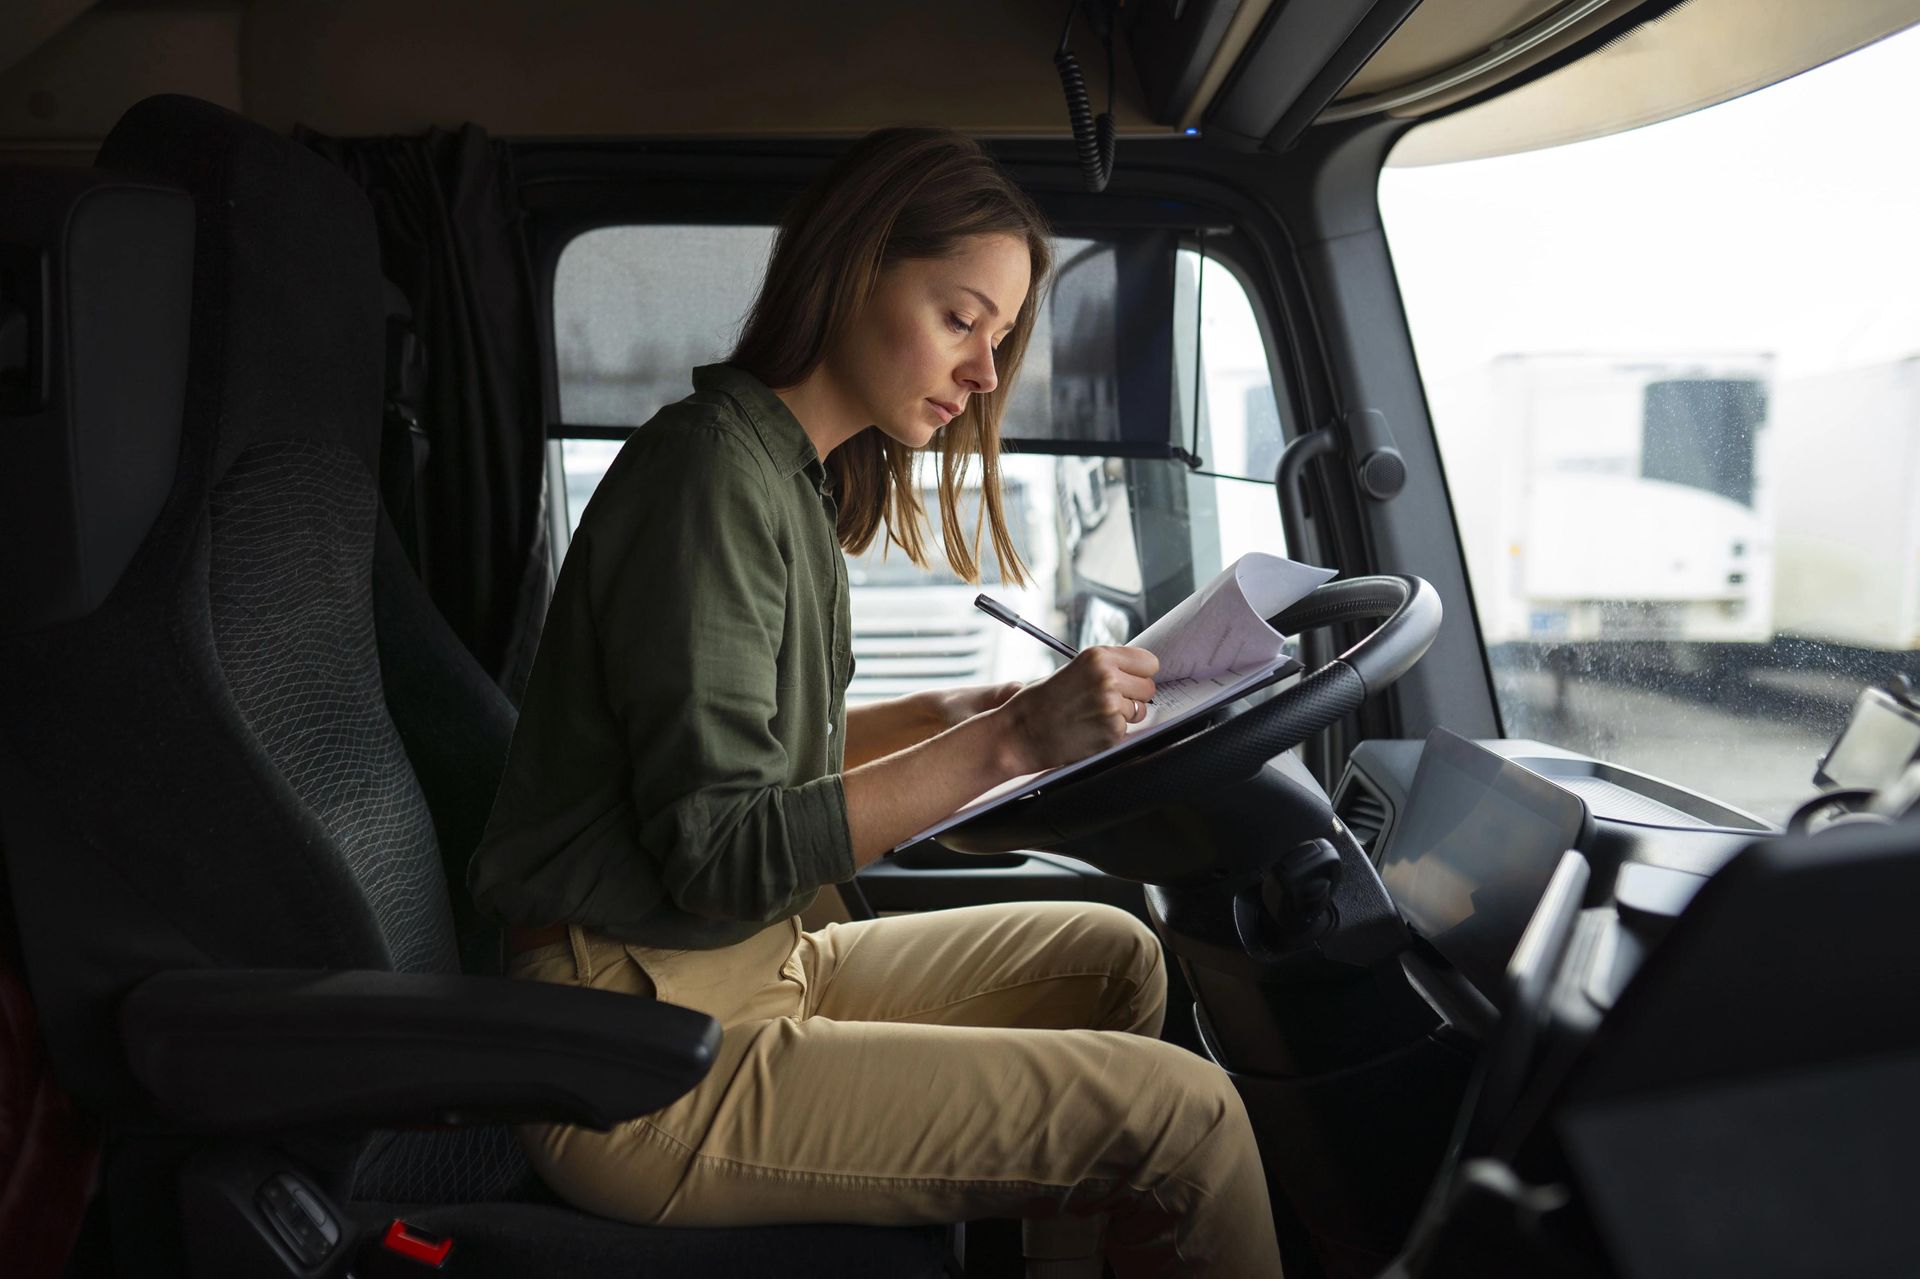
896, 653, 1305, 851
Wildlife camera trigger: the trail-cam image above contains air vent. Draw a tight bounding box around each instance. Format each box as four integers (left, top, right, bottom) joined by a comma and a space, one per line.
1337, 784, 1391, 855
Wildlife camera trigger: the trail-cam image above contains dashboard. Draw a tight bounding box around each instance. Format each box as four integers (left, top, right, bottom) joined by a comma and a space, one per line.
1322, 724, 1920, 1276
1331, 733, 1772, 1031
1336, 735, 1769, 885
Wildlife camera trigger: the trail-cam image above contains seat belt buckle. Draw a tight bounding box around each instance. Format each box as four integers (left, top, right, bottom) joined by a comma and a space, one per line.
359, 1218, 454, 1274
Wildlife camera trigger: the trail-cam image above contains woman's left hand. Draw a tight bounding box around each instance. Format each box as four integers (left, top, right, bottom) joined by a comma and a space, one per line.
937, 680, 1024, 728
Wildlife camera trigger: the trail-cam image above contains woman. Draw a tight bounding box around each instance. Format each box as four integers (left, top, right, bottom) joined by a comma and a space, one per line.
470, 128, 1283, 1278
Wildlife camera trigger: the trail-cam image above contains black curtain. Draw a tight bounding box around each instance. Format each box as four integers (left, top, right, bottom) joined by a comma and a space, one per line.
299, 124, 549, 700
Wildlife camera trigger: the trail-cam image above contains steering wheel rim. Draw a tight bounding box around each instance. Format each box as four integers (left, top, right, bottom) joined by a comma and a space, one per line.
935, 574, 1442, 855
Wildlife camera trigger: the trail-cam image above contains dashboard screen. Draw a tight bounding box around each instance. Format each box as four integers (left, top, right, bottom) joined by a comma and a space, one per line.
1379, 729, 1591, 1001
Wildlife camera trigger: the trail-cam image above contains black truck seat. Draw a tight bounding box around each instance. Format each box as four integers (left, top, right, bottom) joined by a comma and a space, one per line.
0, 95, 952, 1278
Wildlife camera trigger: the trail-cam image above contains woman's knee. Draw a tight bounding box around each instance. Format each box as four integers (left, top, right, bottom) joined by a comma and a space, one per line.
1146, 1045, 1261, 1168
1095, 1039, 1260, 1193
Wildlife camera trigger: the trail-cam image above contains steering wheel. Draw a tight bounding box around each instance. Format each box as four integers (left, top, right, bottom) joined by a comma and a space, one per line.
936, 575, 1442, 860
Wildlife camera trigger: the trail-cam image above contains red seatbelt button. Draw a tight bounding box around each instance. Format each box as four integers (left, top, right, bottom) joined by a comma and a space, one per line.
381, 1219, 453, 1269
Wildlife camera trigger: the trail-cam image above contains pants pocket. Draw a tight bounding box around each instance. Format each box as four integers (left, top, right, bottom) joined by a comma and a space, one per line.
619, 944, 677, 1003
624, 918, 805, 1025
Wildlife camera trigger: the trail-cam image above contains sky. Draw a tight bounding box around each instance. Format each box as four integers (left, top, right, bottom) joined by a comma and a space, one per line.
1376, 23, 1920, 388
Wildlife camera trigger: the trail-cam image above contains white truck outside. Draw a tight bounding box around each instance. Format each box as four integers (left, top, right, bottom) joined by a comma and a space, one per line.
1434, 353, 1776, 650
1771, 355, 1920, 652
845, 467, 1063, 705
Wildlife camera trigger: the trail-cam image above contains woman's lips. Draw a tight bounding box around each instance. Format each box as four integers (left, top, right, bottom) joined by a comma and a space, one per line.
927, 399, 959, 424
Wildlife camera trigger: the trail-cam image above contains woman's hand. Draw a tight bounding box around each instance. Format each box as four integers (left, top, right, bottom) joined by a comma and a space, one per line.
991, 646, 1160, 775
841, 648, 1157, 869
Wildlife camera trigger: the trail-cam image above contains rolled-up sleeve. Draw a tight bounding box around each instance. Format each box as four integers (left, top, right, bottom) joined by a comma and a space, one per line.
586, 424, 853, 925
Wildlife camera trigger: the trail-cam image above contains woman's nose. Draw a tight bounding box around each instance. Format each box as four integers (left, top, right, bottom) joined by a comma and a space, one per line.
958, 341, 999, 395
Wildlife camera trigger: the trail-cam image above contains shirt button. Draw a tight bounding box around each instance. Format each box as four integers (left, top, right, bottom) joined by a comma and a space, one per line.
826, 722, 834, 735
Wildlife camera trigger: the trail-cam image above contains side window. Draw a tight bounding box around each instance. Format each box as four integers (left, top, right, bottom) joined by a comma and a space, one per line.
549, 227, 1294, 702
1176, 246, 1290, 584
555, 225, 777, 432
1379, 28, 1920, 824
550, 224, 778, 540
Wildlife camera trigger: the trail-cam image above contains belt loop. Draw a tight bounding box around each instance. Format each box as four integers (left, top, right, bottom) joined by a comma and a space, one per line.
568, 923, 595, 983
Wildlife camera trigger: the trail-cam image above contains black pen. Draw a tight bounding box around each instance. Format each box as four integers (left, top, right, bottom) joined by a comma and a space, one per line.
974, 594, 1078, 660
975, 594, 1156, 705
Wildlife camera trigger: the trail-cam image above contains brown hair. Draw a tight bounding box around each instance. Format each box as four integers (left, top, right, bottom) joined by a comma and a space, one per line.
730, 127, 1053, 586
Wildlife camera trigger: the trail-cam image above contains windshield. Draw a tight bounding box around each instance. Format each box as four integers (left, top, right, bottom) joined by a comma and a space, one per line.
1381, 27, 1920, 825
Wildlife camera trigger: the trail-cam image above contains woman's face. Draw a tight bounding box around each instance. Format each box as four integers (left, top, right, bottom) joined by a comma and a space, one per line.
827, 232, 1033, 450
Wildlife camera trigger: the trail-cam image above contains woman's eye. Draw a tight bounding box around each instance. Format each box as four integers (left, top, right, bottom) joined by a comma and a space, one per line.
948, 313, 974, 336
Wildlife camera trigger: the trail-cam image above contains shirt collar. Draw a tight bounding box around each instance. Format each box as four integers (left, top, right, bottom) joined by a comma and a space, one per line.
691, 363, 830, 492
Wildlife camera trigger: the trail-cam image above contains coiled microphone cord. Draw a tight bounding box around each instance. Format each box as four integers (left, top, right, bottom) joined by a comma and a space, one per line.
1055, 1, 1117, 193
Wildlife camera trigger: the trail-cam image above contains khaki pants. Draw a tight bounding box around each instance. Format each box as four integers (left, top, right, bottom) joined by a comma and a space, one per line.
510, 900, 1283, 1277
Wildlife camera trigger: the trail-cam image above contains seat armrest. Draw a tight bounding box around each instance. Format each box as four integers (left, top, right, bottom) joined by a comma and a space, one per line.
120, 969, 718, 1132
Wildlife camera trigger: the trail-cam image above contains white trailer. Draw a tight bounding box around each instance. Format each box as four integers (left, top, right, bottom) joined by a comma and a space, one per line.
1771, 356, 1920, 652
844, 465, 1063, 705
1435, 353, 1776, 649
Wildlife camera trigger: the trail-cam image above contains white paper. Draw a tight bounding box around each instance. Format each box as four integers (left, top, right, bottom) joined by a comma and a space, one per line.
896, 553, 1337, 849
1132, 554, 1338, 683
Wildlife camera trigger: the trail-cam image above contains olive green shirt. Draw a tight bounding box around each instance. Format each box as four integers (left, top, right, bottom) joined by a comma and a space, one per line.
468, 364, 855, 949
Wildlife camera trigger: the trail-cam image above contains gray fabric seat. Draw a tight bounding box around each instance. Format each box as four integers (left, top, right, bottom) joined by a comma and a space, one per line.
0, 94, 952, 1277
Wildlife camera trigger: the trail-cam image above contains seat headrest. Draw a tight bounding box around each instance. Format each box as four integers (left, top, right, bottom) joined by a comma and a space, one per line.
96, 94, 386, 481
0, 166, 194, 633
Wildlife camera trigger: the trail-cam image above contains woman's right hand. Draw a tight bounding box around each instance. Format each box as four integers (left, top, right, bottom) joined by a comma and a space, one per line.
995, 645, 1160, 775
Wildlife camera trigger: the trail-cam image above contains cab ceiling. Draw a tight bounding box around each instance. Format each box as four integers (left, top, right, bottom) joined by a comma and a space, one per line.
0, 0, 1154, 148
8, 0, 1834, 162
0, 0, 1640, 149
